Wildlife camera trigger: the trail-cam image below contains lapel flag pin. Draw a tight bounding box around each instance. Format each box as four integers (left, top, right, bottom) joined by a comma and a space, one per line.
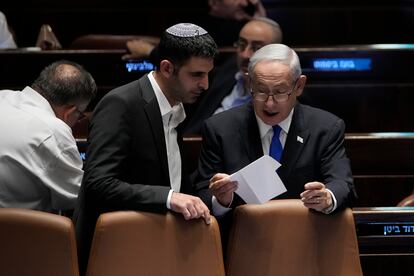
297, 136, 303, 143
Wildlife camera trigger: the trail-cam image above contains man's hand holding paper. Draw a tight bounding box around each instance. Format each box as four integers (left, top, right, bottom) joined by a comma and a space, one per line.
209, 173, 238, 206
228, 155, 287, 204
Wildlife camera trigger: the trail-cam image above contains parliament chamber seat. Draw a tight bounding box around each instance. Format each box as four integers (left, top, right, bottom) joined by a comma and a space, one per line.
0, 208, 79, 276
344, 133, 414, 207
86, 211, 225, 276
226, 199, 362, 276
353, 207, 414, 275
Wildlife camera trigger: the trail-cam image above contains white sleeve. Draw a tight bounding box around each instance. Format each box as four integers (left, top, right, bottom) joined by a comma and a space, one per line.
212, 195, 233, 216
37, 133, 83, 211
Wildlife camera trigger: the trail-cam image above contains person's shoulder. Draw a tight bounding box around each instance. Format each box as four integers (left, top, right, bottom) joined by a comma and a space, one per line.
215, 55, 237, 72
299, 103, 342, 122
205, 103, 251, 128
35, 110, 76, 149
298, 103, 345, 131
98, 77, 148, 109
105, 79, 142, 100
210, 56, 238, 82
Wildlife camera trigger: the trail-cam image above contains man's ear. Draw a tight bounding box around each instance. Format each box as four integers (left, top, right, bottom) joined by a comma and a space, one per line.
63, 105, 77, 123
159, 60, 174, 78
295, 75, 307, 97
53, 104, 76, 123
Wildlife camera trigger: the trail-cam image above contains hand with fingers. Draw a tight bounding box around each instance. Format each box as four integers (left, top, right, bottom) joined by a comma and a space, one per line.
122, 39, 155, 60
300, 182, 333, 213
170, 192, 212, 224
209, 173, 238, 207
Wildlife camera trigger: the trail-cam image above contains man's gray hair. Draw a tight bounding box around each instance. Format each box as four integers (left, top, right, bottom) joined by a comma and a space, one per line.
248, 44, 302, 80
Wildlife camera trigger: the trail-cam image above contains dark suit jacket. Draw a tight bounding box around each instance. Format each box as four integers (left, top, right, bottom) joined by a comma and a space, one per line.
183, 56, 238, 134
194, 102, 356, 210
73, 75, 193, 274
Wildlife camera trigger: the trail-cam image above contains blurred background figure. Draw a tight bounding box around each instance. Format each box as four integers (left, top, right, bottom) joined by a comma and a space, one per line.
35, 24, 62, 50
208, 0, 266, 21
199, 0, 267, 46
0, 11, 17, 48
123, 0, 267, 60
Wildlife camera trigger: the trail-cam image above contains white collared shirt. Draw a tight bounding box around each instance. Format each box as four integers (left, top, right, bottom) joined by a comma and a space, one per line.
255, 108, 294, 154
0, 86, 82, 212
148, 72, 186, 208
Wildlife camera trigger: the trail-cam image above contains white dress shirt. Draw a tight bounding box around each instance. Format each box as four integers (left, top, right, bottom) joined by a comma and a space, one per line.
148, 72, 186, 209
0, 86, 82, 212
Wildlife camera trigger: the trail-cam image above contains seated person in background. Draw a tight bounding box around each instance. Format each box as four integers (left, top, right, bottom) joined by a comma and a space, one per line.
183, 17, 282, 134
122, 0, 267, 60
208, 0, 266, 22
193, 44, 357, 244
202, 0, 267, 46
73, 23, 218, 274
0, 60, 97, 212
0, 11, 17, 48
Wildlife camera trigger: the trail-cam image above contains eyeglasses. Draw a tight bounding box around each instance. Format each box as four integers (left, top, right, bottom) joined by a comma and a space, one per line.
233, 39, 265, 53
251, 80, 298, 103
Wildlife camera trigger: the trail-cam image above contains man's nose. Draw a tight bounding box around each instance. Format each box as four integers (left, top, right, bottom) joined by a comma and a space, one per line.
264, 95, 277, 107
199, 75, 209, 90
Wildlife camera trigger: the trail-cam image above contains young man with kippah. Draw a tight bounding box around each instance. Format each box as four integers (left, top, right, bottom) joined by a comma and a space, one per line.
73, 23, 218, 274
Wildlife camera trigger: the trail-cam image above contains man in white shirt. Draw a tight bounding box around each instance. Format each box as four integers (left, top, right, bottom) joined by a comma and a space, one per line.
0, 60, 97, 212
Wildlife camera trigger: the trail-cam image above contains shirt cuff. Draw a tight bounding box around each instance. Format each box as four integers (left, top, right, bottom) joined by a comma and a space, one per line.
321, 189, 337, 214
212, 195, 233, 216
166, 189, 174, 210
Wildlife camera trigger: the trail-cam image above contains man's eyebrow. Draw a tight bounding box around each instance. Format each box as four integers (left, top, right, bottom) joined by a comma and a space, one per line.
238, 36, 265, 44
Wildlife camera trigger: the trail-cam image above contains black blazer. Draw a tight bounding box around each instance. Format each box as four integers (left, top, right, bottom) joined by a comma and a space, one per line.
194, 102, 356, 210
73, 75, 193, 273
183, 56, 239, 135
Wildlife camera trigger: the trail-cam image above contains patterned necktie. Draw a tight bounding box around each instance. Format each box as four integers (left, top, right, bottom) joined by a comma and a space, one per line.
269, 125, 283, 162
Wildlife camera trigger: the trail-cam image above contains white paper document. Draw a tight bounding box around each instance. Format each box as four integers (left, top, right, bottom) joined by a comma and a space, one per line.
229, 155, 287, 204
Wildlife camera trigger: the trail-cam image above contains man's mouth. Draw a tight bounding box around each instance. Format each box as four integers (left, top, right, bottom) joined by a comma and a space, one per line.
264, 110, 278, 117
192, 91, 202, 97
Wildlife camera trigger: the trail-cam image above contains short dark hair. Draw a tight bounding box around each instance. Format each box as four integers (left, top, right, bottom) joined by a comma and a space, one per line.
156, 27, 218, 68
31, 60, 97, 106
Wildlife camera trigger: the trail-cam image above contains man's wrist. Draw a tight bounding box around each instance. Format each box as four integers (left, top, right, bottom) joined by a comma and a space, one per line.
320, 202, 334, 214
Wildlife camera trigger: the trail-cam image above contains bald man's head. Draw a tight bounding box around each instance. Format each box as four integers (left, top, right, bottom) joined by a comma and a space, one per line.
235, 17, 283, 72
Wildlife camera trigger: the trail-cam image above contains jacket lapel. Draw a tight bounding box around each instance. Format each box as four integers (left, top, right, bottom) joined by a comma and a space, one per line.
279, 103, 309, 179
240, 104, 263, 163
139, 75, 170, 185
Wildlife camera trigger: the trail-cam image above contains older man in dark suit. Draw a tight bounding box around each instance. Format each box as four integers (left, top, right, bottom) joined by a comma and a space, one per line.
73, 23, 218, 274
193, 44, 356, 240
